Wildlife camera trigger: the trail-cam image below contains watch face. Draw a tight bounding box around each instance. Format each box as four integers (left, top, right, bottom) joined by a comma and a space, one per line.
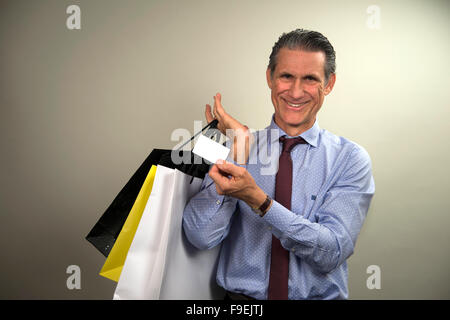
252, 195, 271, 216
252, 207, 263, 216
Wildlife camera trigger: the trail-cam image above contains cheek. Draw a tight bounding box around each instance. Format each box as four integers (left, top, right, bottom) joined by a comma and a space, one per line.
307, 85, 326, 105
273, 81, 290, 96
304, 84, 320, 98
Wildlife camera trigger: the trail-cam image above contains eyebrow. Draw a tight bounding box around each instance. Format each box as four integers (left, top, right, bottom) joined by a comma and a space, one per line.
279, 71, 321, 81
303, 74, 320, 81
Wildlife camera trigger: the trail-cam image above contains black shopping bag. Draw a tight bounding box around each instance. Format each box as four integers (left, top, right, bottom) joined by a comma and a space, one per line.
86, 120, 219, 257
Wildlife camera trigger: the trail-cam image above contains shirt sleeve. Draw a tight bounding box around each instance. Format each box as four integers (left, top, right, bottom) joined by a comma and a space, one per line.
182, 137, 240, 250
262, 145, 375, 274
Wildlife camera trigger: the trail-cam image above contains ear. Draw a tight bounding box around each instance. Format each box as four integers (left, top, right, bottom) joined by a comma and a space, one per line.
266, 68, 273, 89
323, 73, 336, 96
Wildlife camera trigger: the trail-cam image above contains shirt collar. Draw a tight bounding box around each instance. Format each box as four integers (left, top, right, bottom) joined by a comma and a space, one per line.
266, 114, 320, 148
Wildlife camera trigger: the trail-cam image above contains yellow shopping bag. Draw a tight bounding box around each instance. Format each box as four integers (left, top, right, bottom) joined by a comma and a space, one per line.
99, 165, 157, 282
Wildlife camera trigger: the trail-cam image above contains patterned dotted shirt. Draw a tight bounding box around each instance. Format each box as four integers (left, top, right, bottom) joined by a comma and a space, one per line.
182, 115, 375, 299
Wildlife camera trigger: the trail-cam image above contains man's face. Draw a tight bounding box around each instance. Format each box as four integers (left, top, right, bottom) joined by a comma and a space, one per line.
266, 48, 336, 136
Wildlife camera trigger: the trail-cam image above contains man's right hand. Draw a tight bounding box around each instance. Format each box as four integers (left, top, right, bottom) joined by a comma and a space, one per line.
205, 93, 254, 164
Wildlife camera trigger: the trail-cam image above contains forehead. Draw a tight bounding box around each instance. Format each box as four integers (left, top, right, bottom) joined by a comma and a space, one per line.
275, 48, 326, 77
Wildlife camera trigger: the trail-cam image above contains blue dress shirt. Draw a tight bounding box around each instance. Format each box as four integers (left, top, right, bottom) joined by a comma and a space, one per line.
182, 115, 375, 300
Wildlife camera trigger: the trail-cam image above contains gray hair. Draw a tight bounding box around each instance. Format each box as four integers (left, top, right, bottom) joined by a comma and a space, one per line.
268, 29, 336, 83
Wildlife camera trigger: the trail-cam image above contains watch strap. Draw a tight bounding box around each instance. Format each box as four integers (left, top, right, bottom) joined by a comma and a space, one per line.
252, 194, 272, 216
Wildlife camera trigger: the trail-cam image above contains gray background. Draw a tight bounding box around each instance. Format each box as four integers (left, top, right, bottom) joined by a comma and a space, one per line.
0, 0, 449, 299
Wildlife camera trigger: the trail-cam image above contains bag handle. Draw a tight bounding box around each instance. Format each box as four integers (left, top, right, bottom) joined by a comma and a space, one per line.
175, 119, 220, 152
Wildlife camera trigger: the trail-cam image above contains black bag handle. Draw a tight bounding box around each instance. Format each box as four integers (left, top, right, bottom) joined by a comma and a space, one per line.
175, 119, 220, 152
170, 119, 220, 183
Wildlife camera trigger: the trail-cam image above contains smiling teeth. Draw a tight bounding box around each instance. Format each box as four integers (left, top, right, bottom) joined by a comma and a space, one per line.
287, 102, 302, 107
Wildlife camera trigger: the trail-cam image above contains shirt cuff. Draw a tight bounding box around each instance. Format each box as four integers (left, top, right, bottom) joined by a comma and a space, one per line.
261, 200, 295, 239
261, 200, 319, 248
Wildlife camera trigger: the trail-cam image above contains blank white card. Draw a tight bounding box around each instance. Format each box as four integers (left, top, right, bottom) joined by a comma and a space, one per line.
192, 134, 230, 164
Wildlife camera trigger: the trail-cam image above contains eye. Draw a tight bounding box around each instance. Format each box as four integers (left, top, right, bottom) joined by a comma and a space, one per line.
280, 73, 293, 79
305, 75, 319, 82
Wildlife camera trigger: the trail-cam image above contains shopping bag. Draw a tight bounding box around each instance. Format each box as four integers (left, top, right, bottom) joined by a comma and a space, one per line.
85, 149, 170, 257
86, 120, 219, 257
113, 165, 224, 300
99, 165, 157, 282
159, 168, 223, 300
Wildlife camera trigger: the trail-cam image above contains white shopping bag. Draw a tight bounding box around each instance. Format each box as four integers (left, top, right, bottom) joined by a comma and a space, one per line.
113, 165, 223, 300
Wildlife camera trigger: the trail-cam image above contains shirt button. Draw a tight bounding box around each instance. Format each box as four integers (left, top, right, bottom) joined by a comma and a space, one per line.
216, 200, 221, 205
291, 248, 296, 252
268, 226, 272, 231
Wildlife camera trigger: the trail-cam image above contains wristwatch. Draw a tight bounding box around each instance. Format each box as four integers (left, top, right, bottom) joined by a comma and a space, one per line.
252, 194, 272, 217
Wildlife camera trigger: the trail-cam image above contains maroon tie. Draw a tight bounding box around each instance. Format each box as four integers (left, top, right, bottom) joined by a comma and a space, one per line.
268, 135, 306, 300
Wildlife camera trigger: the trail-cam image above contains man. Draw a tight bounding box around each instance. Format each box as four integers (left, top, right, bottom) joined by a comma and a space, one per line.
182, 29, 375, 300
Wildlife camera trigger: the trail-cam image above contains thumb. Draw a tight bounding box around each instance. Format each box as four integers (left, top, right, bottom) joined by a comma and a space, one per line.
205, 104, 214, 123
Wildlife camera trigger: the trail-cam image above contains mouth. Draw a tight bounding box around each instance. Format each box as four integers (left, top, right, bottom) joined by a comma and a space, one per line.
283, 99, 309, 110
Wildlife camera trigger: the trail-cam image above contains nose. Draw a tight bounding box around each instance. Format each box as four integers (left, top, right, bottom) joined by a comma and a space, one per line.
288, 78, 305, 100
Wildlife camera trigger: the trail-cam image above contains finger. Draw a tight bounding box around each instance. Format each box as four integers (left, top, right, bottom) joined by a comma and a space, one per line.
207, 100, 225, 134
209, 164, 232, 189
208, 165, 223, 190
205, 104, 214, 123
209, 163, 228, 180
213, 93, 225, 118
215, 159, 243, 177
212, 96, 219, 119
215, 184, 225, 195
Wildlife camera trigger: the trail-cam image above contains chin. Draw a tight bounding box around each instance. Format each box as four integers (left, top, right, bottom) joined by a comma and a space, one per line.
280, 113, 306, 126
276, 118, 304, 131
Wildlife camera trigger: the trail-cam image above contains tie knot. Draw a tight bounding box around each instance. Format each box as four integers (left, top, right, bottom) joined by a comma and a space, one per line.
279, 136, 306, 153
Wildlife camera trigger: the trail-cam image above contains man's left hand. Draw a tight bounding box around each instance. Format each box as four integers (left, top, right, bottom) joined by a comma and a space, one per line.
209, 159, 266, 209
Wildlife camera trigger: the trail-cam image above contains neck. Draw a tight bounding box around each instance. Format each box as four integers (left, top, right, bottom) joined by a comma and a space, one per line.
274, 118, 315, 137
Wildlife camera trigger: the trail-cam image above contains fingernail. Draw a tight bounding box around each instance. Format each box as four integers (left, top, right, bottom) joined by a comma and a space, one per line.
216, 159, 224, 164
